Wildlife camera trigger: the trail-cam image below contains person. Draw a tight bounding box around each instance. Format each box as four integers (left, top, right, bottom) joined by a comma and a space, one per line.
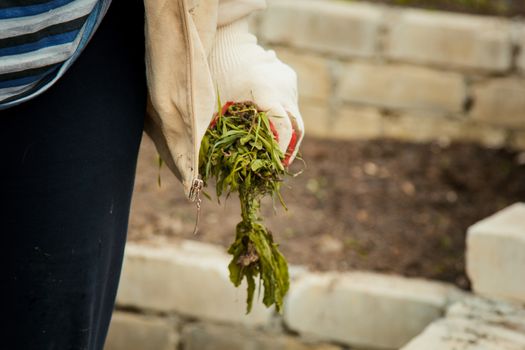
2, 0, 304, 349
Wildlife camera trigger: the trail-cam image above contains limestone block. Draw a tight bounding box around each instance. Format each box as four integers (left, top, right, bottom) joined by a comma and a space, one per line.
260, 0, 382, 58
402, 318, 525, 350
116, 239, 273, 326
470, 78, 525, 129
447, 297, 525, 334
381, 114, 507, 148
467, 203, 525, 303
386, 8, 512, 72
512, 23, 525, 75
331, 106, 383, 140
105, 312, 178, 350
180, 323, 342, 350
518, 53, 525, 76
274, 49, 331, 103
337, 63, 465, 114
283, 272, 458, 349
511, 131, 525, 150
298, 99, 331, 138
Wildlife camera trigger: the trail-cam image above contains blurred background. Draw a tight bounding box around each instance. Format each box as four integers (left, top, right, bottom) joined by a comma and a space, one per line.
107, 1, 525, 349
363, 0, 525, 16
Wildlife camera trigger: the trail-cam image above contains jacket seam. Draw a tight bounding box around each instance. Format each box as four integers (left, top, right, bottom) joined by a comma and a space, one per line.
179, 0, 199, 192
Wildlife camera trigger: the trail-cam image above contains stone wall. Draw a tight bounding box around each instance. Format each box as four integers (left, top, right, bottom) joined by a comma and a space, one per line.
251, 0, 525, 149
105, 201, 525, 350
106, 239, 463, 350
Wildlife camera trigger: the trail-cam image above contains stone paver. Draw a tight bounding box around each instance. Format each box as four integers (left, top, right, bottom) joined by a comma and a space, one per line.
105, 312, 178, 350
402, 297, 525, 350
447, 297, 525, 334
467, 203, 525, 303
283, 272, 459, 349
402, 317, 525, 350
181, 323, 342, 350
116, 239, 274, 326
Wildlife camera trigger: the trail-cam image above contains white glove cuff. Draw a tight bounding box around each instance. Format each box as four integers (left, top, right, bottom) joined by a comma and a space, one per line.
209, 18, 256, 80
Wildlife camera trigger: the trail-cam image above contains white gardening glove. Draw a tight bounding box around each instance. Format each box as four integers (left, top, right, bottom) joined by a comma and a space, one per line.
208, 18, 304, 166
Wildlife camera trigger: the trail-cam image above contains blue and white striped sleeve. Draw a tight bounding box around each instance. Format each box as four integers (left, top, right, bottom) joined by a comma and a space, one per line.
0, 0, 111, 109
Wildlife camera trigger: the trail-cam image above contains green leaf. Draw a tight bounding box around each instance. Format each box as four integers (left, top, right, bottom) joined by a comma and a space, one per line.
250, 140, 263, 150
251, 159, 264, 172
246, 269, 256, 314
240, 134, 252, 145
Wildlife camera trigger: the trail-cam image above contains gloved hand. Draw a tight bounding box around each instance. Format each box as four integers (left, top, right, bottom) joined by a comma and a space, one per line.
208, 18, 304, 166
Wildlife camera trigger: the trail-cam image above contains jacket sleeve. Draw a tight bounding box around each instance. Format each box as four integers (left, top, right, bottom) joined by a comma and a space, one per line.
217, 0, 266, 26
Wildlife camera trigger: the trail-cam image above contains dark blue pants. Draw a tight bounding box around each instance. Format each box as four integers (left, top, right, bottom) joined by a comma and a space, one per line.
1, 0, 146, 348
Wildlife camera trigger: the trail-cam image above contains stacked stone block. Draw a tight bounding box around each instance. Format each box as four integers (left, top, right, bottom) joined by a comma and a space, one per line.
253, 0, 525, 148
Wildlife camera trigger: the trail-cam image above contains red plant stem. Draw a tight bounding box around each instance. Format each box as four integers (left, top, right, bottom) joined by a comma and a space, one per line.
283, 129, 297, 167
269, 120, 279, 142
210, 101, 236, 129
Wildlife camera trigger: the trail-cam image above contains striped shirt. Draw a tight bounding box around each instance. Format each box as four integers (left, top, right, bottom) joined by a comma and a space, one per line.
0, 0, 111, 109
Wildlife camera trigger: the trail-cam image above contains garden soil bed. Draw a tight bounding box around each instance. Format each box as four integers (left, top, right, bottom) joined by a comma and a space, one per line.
129, 136, 525, 290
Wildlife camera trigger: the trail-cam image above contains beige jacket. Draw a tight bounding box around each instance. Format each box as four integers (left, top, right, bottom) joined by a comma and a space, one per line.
143, 0, 266, 200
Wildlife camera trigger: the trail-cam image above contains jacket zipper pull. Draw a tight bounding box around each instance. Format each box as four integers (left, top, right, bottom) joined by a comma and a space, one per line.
189, 178, 204, 235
